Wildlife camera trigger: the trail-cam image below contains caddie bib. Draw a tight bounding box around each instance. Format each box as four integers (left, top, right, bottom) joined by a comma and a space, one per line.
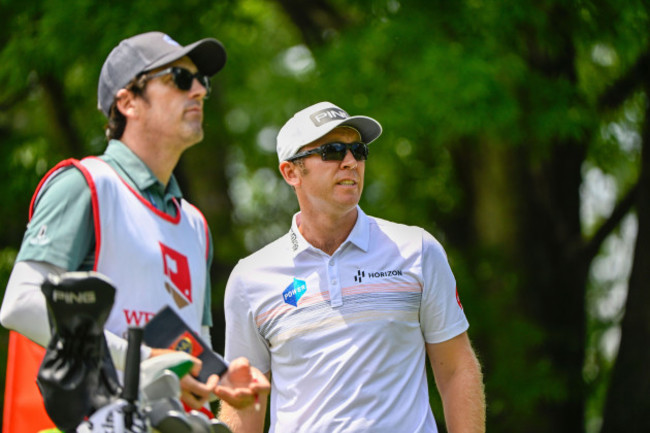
33, 157, 209, 339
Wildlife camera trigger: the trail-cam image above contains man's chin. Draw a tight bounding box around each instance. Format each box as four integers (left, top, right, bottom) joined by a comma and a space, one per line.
183, 128, 204, 146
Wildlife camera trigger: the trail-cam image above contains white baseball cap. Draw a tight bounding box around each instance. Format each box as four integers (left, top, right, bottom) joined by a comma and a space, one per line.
276, 101, 382, 162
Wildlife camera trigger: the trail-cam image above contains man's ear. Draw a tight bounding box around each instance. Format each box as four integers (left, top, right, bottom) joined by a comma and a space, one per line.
114, 88, 138, 119
279, 161, 301, 187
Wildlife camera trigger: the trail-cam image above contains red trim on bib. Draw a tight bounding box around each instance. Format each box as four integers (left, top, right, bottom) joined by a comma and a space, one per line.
85, 156, 182, 225
29, 158, 78, 220
28, 158, 103, 270
70, 159, 102, 270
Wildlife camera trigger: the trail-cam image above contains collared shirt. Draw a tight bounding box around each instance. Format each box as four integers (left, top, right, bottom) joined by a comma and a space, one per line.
17, 140, 213, 326
224, 207, 469, 433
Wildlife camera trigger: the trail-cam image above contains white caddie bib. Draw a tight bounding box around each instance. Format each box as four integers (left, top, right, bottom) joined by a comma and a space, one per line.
77, 157, 208, 339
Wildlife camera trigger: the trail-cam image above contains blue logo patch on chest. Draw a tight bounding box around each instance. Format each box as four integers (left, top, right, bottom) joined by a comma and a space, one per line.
283, 278, 307, 307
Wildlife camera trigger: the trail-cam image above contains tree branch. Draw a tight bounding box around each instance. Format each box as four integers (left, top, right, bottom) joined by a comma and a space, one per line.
0, 87, 31, 112
0, 73, 38, 112
39, 74, 85, 157
582, 181, 639, 264
598, 49, 650, 111
273, 0, 347, 46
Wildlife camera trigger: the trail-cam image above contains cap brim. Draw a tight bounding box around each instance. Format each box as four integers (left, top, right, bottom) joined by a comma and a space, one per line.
145, 38, 227, 77
338, 115, 383, 144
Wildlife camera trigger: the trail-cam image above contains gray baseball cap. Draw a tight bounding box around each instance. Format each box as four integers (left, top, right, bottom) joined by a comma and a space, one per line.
276, 101, 382, 162
97, 31, 226, 117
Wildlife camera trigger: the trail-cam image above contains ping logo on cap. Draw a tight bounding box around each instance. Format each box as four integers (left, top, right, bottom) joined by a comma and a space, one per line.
309, 107, 349, 126
283, 278, 307, 307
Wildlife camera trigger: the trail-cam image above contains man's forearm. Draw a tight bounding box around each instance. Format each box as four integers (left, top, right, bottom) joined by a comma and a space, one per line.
439, 354, 486, 433
0, 260, 61, 346
427, 334, 486, 433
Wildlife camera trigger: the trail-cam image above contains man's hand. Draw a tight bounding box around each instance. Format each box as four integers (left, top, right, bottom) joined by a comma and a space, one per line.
148, 347, 217, 409
213, 357, 270, 409
149, 349, 270, 411
180, 374, 220, 409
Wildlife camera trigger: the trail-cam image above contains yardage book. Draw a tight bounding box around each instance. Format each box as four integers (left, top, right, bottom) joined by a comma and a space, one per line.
143, 306, 229, 382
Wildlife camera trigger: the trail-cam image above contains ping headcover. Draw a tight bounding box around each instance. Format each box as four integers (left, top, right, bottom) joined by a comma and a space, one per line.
37, 271, 121, 432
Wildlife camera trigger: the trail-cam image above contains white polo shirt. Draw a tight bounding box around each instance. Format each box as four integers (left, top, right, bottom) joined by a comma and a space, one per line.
224, 207, 469, 433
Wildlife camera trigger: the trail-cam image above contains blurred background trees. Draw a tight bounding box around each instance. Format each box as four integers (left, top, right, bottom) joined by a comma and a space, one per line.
1, 0, 648, 431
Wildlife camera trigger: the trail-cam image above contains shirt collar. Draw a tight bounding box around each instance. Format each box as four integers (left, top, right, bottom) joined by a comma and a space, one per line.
288, 206, 370, 257
104, 139, 183, 199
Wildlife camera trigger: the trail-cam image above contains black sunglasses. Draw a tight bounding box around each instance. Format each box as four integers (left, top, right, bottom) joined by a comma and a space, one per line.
145, 66, 211, 98
287, 142, 369, 162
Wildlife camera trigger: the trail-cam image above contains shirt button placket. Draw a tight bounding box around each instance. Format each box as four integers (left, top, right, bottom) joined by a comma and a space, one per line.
328, 257, 343, 307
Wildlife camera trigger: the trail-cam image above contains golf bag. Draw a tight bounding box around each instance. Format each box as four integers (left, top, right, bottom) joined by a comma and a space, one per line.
36, 271, 233, 433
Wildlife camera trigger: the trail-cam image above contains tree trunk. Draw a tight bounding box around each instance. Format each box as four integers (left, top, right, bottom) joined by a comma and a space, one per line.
518, 140, 588, 433
600, 85, 650, 432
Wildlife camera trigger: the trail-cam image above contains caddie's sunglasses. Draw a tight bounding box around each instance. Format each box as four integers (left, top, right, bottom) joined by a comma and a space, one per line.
145, 67, 211, 98
287, 142, 369, 162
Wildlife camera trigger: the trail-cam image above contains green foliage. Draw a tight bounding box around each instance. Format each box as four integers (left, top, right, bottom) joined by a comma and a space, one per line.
0, 0, 647, 430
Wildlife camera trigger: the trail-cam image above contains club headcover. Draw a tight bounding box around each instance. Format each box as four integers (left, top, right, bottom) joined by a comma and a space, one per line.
37, 271, 121, 432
